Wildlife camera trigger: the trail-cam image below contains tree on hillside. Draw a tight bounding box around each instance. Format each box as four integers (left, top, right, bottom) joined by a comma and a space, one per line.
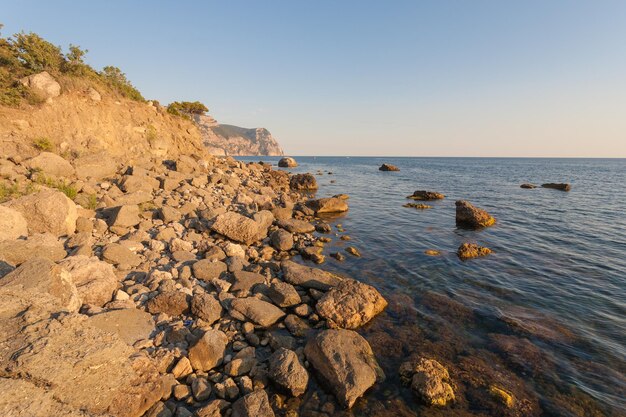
11, 31, 64, 72
167, 101, 209, 118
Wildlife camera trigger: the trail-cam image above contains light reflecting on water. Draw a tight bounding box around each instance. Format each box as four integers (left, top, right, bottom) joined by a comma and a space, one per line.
239, 156, 626, 416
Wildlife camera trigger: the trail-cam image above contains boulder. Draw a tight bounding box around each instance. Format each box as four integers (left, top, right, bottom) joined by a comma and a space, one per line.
520, 183, 536, 189
192, 259, 227, 281
542, 183, 571, 191
406, 190, 445, 200
316, 279, 387, 329
267, 282, 301, 307
289, 173, 318, 191
399, 358, 455, 406
89, 308, 154, 345
269, 229, 294, 251
231, 270, 266, 295
159, 206, 182, 223
0, 233, 66, 266
231, 389, 275, 417
102, 243, 142, 267
268, 348, 309, 396
278, 157, 298, 168
58, 255, 118, 307
304, 329, 383, 408
19, 71, 61, 99
457, 243, 492, 260
0, 206, 28, 241
109, 205, 141, 228
230, 297, 286, 327
379, 163, 400, 171
306, 197, 349, 214
120, 175, 160, 193
281, 260, 342, 291
146, 291, 190, 316
188, 329, 229, 371
211, 212, 270, 245
7, 189, 77, 237
455, 200, 495, 228
73, 152, 118, 180
191, 292, 223, 324
277, 219, 315, 233
26, 152, 75, 178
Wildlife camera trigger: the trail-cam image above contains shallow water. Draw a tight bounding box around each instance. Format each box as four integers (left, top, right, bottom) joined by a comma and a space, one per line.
239, 156, 626, 416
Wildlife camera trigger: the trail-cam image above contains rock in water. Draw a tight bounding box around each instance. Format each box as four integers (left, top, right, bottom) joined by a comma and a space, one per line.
211, 211, 270, 245
379, 163, 400, 171
455, 200, 495, 228
457, 243, 492, 260
268, 348, 309, 396
188, 329, 229, 371
278, 157, 298, 167
231, 389, 275, 417
306, 197, 349, 214
316, 279, 387, 329
304, 329, 384, 408
399, 358, 455, 406
520, 183, 537, 189
406, 190, 445, 200
541, 183, 571, 191
6, 189, 78, 237
289, 173, 318, 191
0, 206, 28, 241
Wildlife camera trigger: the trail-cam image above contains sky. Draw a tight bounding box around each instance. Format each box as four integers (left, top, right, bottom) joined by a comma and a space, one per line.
2, 1, 626, 157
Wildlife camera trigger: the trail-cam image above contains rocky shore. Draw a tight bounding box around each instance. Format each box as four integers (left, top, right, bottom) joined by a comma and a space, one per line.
0, 153, 395, 417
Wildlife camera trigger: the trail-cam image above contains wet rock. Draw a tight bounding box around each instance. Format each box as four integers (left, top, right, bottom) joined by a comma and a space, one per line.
457, 243, 492, 260
278, 157, 298, 168
58, 255, 118, 307
306, 197, 348, 214
289, 173, 318, 191
424, 249, 441, 256
316, 279, 387, 329
541, 183, 571, 191
268, 348, 309, 396
146, 291, 190, 316
379, 163, 400, 171
455, 200, 495, 228
281, 260, 342, 291
0, 206, 28, 241
230, 297, 286, 327
277, 218, 315, 234
211, 211, 270, 245
304, 329, 384, 408
270, 229, 294, 251
399, 358, 455, 406
520, 183, 537, 189
268, 281, 301, 307
403, 203, 432, 209
188, 329, 228, 371
102, 243, 142, 267
231, 389, 275, 417
406, 190, 445, 200
25, 152, 75, 177
7, 189, 77, 237
192, 260, 227, 281
345, 246, 361, 257
0, 233, 66, 265
190, 292, 223, 324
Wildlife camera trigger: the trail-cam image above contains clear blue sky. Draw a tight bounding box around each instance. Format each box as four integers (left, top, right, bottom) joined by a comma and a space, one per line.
3, 1, 626, 157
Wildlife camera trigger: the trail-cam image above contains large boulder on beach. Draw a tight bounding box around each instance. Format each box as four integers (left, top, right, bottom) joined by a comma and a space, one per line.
25, 152, 75, 177
277, 218, 315, 233
6, 189, 77, 237
306, 197, 348, 214
281, 260, 343, 290
304, 329, 384, 408
278, 157, 298, 168
316, 279, 387, 329
268, 348, 309, 396
211, 211, 270, 245
455, 200, 495, 228
542, 183, 571, 191
407, 190, 445, 200
399, 358, 455, 406
0, 206, 28, 241
58, 255, 118, 307
230, 297, 286, 327
289, 173, 318, 191
379, 163, 400, 171
231, 389, 275, 417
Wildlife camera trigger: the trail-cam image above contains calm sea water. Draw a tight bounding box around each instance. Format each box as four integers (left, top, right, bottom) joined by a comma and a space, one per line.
239, 156, 626, 416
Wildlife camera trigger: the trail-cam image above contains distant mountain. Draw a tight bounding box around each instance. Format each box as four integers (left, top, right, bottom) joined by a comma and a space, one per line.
193, 114, 284, 156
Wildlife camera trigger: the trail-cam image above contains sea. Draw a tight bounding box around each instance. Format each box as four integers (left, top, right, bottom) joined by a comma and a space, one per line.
238, 156, 626, 417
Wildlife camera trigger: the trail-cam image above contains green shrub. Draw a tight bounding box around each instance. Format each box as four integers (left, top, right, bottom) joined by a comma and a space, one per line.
33, 174, 77, 199
167, 101, 208, 118
33, 137, 53, 151
100, 66, 144, 101
146, 125, 157, 144
11, 31, 64, 73
0, 182, 20, 202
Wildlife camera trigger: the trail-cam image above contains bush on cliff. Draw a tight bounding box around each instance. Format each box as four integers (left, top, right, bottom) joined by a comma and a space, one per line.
167, 101, 209, 118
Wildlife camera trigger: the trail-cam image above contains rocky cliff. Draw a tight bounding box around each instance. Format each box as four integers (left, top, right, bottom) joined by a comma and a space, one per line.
193, 114, 284, 156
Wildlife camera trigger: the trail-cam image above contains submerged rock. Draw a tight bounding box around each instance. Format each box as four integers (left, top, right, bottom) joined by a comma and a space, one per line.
304, 329, 384, 408
403, 203, 432, 209
407, 190, 445, 200
306, 197, 349, 214
316, 279, 387, 329
379, 163, 400, 171
541, 183, 571, 191
520, 183, 537, 189
457, 243, 492, 260
278, 157, 298, 168
399, 358, 455, 406
455, 200, 495, 228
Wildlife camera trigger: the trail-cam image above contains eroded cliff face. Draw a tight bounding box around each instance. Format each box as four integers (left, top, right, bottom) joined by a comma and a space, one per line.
193, 114, 284, 156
